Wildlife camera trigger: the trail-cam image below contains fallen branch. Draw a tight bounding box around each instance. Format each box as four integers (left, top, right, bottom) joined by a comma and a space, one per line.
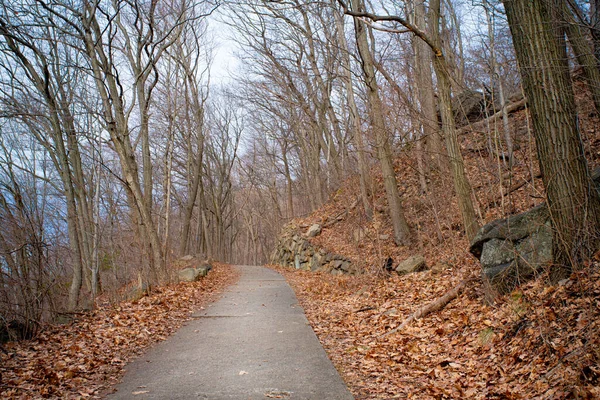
380, 276, 475, 338
458, 98, 526, 135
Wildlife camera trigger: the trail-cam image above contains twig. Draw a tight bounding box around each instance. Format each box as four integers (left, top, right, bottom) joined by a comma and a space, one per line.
485, 173, 542, 210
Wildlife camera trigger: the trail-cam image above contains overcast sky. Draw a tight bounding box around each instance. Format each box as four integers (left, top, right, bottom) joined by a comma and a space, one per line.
208, 10, 241, 85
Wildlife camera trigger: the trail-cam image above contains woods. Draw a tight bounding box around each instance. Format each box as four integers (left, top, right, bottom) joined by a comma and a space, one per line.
1, 0, 600, 389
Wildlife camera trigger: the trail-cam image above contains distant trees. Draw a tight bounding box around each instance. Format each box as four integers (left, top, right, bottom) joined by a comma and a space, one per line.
0, 0, 237, 333
349, 0, 411, 245
338, 0, 481, 241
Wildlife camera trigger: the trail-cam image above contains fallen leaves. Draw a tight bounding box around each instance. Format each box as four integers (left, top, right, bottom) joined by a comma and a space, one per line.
269, 79, 600, 399
0, 263, 239, 399
273, 264, 600, 399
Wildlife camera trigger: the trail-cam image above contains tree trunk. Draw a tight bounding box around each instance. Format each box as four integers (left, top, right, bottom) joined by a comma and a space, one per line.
413, 0, 446, 172
591, 0, 600, 64
333, 4, 373, 218
351, 0, 411, 245
503, 0, 600, 273
561, 2, 600, 115
429, 0, 480, 242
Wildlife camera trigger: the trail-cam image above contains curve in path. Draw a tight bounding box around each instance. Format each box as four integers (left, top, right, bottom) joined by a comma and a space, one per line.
107, 265, 354, 399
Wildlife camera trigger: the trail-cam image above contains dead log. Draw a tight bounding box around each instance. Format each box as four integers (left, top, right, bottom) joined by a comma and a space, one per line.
379, 276, 475, 338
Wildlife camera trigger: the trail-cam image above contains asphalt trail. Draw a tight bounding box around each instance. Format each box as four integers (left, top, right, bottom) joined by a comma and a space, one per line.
107, 265, 354, 399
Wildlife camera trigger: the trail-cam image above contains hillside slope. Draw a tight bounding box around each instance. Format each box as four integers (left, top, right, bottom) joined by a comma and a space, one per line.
272, 81, 600, 399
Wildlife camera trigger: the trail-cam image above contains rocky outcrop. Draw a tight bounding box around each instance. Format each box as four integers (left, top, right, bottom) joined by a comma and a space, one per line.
470, 204, 552, 293
270, 225, 357, 275
452, 90, 498, 127
471, 168, 600, 293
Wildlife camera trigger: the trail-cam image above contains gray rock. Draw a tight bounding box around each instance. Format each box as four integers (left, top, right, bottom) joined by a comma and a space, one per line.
310, 253, 322, 271
180, 255, 194, 262
470, 204, 550, 258
294, 255, 301, 269
306, 224, 322, 238
470, 202, 555, 293
451, 90, 497, 127
480, 239, 516, 270
395, 255, 427, 275
197, 266, 210, 277
179, 268, 200, 282
339, 261, 351, 272
515, 225, 552, 273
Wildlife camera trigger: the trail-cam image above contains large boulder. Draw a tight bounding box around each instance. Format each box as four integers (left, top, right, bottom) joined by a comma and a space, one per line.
197, 261, 213, 277
174, 255, 213, 282
451, 90, 497, 127
471, 167, 600, 293
395, 255, 427, 275
179, 267, 201, 282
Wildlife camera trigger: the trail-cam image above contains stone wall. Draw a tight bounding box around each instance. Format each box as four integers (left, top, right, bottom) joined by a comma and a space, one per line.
270, 224, 357, 275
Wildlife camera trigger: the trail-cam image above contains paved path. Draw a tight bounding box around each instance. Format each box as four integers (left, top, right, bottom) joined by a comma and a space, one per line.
108, 266, 353, 399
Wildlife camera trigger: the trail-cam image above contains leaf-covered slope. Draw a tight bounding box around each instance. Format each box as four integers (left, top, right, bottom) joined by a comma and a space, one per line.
272, 80, 600, 399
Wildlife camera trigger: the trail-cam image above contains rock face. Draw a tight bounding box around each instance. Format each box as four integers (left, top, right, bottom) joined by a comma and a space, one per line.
179, 267, 201, 282
451, 90, 497, 127
175, 256, 213, 282
271, 225, 356, 275
395, 255, 427, 275
470, 204, 552, 293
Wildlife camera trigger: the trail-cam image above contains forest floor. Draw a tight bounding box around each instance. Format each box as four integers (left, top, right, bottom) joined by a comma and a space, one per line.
270, 79, 600, 399
272, 263, 600, 399
0, 263, 239, 399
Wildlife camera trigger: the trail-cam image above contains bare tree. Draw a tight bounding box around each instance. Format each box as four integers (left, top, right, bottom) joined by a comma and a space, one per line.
503, 0, 600, 273
338, 0, 480, 241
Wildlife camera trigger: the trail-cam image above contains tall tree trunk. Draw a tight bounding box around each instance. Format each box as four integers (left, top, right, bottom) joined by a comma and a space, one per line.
561, 3, 600, 115
503, 0, 600, 273
591, 0, 600, 64
414, 0, 445, 171
483, 0, 513, 166
351, 0, 411, 246
429, 0, 480, 242
82, 9, 165, 279
281, 141, 295, 218
333, 4, 373, 218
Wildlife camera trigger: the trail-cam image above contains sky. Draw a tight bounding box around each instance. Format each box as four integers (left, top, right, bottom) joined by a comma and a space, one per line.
208, 11, 241, 85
